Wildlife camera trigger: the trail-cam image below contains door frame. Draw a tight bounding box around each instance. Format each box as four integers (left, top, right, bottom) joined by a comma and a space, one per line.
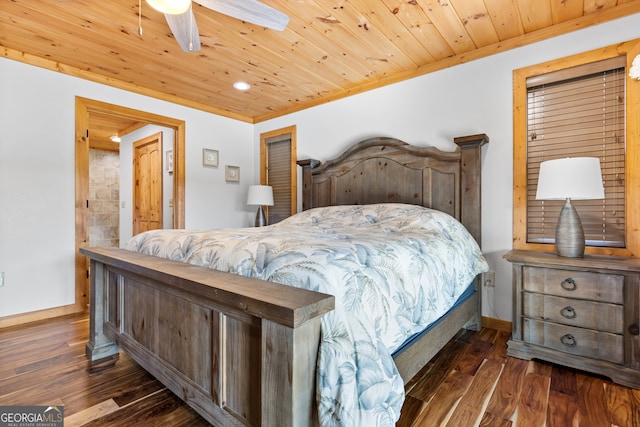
75, 97, 186, 312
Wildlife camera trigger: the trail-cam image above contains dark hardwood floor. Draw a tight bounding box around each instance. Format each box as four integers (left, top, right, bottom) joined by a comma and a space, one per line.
0, 313, 637, 426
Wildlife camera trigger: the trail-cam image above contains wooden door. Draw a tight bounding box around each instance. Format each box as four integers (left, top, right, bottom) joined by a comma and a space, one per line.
133, 133, 162, 235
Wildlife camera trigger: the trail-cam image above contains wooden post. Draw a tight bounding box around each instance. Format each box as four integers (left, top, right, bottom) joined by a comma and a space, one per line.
454, 133, 489, 244
297, 159, 320, 211
261, 318, 321, 427
454, 134, 489, 333
85, 259, 120, 361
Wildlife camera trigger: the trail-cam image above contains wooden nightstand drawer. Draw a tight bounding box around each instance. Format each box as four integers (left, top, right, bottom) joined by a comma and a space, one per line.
523, 318, 623, 363
523, 266, 623, 303
523, 292, 623, 333
506, 250, 640, 389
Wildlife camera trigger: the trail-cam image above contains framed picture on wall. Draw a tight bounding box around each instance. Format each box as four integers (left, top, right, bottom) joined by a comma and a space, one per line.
225, 165, 240, 182
203, 148, 219, 167
166, 150, 173, 173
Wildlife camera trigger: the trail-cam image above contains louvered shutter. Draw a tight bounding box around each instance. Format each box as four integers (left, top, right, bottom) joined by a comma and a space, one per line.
265, 134, 291, 224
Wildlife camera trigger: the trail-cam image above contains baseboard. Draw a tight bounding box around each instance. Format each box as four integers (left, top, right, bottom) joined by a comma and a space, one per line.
482, 316, 512, 333
0, 304, 81, 329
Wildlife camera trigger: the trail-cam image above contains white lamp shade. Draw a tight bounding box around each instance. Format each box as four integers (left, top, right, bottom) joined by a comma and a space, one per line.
536, 157, 604, 200
630, 54, 640, 80
247, 185, 274, 206
146, 0, 191, 14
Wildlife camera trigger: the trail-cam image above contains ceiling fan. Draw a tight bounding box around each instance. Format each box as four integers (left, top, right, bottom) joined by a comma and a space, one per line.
146, 0, 289, 52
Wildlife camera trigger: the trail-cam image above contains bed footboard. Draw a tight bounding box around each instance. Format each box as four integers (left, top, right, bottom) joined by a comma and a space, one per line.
81, 247, 335, 427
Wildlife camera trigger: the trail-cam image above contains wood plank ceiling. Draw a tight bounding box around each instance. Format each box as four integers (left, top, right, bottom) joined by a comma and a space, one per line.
2, 0, 639, 124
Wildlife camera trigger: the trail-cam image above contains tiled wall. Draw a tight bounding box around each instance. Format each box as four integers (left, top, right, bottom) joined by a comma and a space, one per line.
89, 149, 119, 247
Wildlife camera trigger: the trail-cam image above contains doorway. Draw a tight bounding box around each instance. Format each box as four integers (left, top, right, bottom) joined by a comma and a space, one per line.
88, 148, 120, 247
75, 97, 186, 312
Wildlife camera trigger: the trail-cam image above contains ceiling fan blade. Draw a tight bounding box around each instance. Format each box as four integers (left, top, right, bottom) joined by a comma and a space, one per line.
165, 7, 201, 52
195, 0, 289, 31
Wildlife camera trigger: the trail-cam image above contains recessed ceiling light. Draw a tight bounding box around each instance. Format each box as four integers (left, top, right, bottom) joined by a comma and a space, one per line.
110, 135, 121, 142
233, 81, 251, 91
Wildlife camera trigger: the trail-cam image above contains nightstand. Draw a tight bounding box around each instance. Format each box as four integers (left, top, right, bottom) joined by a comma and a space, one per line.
504, 249, 640, 389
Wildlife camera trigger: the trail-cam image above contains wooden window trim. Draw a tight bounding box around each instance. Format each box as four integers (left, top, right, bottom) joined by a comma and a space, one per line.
513, 38, 640, 257
259, 125, 297, 217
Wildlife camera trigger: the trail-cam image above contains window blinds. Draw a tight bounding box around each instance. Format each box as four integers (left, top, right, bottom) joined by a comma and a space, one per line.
526, 56, 626, 247
265, 134, 292, 224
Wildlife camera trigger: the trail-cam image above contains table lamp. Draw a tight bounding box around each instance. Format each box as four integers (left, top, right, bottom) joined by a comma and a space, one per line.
536, 157, 604, 257
247, 185, 274, 227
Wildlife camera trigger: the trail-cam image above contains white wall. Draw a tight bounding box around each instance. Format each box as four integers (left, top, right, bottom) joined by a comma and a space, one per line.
0, 59, 254, 318
255, 14, 640, 321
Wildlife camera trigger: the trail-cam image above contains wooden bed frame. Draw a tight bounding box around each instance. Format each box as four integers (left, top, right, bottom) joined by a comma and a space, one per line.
81, 134, 488, 426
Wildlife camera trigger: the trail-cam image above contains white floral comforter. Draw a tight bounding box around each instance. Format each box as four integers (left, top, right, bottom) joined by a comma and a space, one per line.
125, 203, 488, 426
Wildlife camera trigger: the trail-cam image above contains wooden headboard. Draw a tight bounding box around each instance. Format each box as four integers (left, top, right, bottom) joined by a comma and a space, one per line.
298, 134, 488, 243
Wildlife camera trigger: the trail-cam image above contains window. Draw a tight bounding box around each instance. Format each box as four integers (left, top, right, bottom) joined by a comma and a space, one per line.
513, 40, 640, 257
260, 126, 297, 224
526, 57, 626, 248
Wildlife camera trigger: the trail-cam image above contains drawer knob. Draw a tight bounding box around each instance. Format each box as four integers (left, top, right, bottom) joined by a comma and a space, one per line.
561, 277, 577, 291
561, 334, 577, 348
629, 323, 640, 336
560, 306, 577, 319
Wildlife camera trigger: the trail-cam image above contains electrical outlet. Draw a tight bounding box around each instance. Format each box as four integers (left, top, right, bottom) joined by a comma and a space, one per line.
0, 272, 5, 287
483, 270, 495, 287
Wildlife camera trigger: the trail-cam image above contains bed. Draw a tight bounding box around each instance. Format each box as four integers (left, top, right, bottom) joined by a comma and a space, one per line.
81, 134, 489, 426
